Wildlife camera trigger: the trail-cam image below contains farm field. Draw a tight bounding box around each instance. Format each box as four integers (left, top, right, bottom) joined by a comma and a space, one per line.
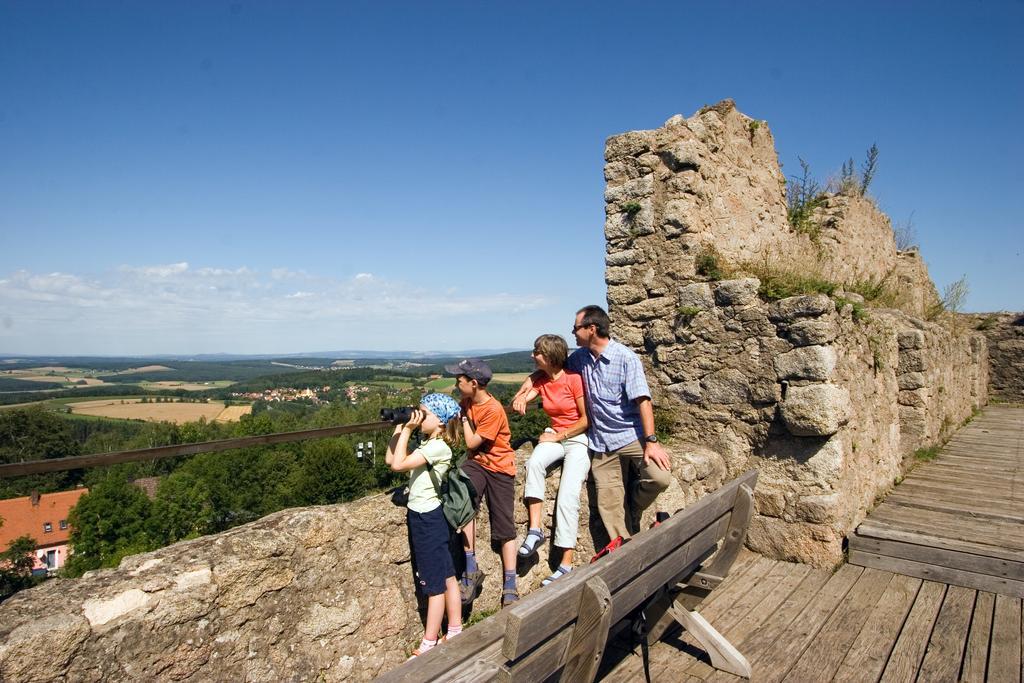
65, 399, 252, 424
139, 380, 235, 392
490, 372, 530, 383
423, 373, 529, 392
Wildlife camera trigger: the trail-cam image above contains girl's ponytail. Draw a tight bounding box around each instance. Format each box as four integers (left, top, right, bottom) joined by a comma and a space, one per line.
443, 417, 462, 448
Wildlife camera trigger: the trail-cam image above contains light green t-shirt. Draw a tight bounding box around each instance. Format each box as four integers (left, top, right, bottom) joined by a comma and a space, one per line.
407, 438, 453, 514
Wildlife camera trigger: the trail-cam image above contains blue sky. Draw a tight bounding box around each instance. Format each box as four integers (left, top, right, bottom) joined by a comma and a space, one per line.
1, 1, 1021, 355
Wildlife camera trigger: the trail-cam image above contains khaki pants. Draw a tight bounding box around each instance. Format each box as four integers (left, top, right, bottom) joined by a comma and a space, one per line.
589, 440, 673, 541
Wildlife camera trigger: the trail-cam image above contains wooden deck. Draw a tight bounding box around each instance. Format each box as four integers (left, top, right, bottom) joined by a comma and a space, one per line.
600, 550, 1024, 682
849, 405, 1024, 598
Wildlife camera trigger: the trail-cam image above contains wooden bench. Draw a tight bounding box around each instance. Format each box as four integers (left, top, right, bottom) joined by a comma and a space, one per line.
377, 468, 758, 682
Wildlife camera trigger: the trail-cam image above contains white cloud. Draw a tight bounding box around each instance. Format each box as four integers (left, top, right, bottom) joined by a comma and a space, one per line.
119, 262, 190, 278
0, 262, 557, 354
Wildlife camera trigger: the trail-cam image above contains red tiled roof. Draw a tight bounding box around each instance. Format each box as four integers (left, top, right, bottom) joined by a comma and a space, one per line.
0, 488, 88, 550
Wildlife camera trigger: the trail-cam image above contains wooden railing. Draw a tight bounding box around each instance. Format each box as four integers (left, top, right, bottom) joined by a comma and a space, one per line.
0, 420, 392, 478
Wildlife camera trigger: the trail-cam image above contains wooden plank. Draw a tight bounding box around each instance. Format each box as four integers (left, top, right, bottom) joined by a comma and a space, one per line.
863, 514, 1024, 554
673, 555, 778, 677
960, 591, 995, 683
728, 568, 832, 663
784, 567, 894, 681
681, 560, 794, 679
560, 578, 612, 683
376, 615, 508, 683
849, 533, 1024, 581
989, 594, 1022, 683
916, 585, 975, 682
856, 521, 1024, 564
720, 563, 810, 647
849, 550, 1024, 598
884, 494, 1024, 525
709, 561, 796, 635
832, 573, 922, 683
702, 568, 833, 683
868, 505, 1024, 550
502, 469, 757, 659
879, 581, 947, 682
0, 419, 394, 477
862, 512, 1024, 553
896, 480, 1023, 508
750, 564, 863, 683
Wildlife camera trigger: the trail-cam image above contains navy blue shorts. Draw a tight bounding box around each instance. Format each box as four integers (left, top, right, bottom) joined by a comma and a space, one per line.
407, 506, 456, 597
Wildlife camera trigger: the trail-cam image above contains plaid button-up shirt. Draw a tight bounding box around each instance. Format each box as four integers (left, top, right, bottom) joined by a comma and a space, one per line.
566, 339, 651, 452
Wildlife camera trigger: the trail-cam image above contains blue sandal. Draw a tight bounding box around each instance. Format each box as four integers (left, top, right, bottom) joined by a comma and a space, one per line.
517, 529, 545, 559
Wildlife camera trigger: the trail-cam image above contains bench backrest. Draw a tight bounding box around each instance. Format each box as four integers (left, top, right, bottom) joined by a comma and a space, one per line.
377, 468, 758, 682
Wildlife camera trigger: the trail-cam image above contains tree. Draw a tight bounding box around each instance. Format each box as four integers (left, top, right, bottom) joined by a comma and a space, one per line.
0, 528, 38, 603
0, 407, 83, 498
65, 473, 154, 576
148, 471, 216, 545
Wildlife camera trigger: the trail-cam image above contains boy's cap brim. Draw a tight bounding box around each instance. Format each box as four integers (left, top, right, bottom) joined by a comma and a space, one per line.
444, 359, 493, 383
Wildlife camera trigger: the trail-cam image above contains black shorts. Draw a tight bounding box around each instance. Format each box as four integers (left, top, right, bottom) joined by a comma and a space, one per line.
463, 459, 516, 542
407, 506, 456, 596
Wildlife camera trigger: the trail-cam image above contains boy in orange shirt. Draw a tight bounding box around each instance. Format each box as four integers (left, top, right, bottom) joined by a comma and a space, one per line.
445, 358, 520, 606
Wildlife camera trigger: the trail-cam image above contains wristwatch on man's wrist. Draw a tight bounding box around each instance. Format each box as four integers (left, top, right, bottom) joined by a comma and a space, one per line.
644, 434, 659, 444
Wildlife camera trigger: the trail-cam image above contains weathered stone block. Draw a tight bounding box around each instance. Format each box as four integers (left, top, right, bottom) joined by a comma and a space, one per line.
677, 444, 726, 481
667, 380, 702, 404
605, 265, 632, 285
604, 131, 652, 161
623, 297, 675, 321
898, 349, 929, 374
663, 198, 695, 232
713, 278, 761, 307
780, 383, 850, 436
606, 249, 641, 267
897, 372, 927, 390
607, 284, 646, 306
645, 320, 675, 345
755, 488, 787, 517
768, 294, 834, 322
786, 319, 838, 346
700, 368, 751, 404
898, 389, 928, 407
774, 345, 837, 381
898, 329, 925, 350
604, 175, 655, 203
677, 282, 715, 310
805, 435, 844, 488
605, 206, 654, 240
660, 139, 703, 171
615, 325, 644, 348
796, 493, 842, 524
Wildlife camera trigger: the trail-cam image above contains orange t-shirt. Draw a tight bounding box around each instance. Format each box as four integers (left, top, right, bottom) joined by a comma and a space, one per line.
462, 395, 516, 476
534, 371, 585, 431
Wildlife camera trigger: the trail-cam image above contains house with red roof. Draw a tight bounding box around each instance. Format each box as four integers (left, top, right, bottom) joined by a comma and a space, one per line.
0, 488, 88, 574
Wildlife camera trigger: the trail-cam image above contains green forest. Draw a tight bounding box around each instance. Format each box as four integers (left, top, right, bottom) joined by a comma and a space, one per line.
0, 374, 549, 601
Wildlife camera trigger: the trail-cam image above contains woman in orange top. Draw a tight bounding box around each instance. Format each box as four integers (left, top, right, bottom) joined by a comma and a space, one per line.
511, 334, 589, 585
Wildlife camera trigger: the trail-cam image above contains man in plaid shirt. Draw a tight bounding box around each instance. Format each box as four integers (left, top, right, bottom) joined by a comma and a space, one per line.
516, 305, 672, 552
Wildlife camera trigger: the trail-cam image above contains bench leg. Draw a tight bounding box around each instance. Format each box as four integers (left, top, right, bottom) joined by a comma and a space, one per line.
560, 577, 612, 683
668, 603, 752, 679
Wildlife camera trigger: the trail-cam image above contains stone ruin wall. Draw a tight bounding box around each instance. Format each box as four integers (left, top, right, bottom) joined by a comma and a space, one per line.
962, 312, 1024, 402
603, 100, 988, 567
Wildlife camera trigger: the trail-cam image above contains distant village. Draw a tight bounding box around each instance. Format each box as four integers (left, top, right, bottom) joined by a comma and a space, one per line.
231, 386, 334, 404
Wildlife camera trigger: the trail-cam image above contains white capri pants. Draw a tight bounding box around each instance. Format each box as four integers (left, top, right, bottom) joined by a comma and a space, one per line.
523, 431, 590, 549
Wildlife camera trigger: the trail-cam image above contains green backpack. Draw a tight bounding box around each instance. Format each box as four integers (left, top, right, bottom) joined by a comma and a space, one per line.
425, 449, 478, 532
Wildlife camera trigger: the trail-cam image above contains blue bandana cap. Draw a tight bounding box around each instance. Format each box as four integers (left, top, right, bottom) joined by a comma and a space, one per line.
420, 392, 461, 425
